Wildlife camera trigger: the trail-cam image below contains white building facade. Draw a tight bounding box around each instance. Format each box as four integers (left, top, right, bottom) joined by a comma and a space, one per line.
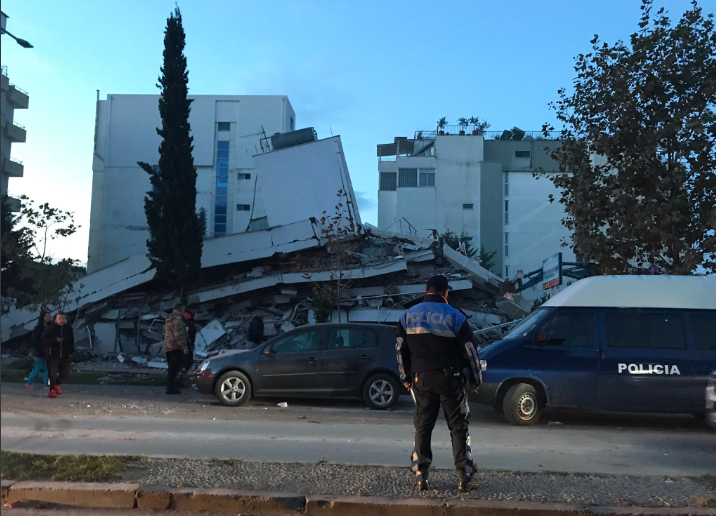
1, 12, 30, 212
88, 94, 295, 273
377, 130, 575, 298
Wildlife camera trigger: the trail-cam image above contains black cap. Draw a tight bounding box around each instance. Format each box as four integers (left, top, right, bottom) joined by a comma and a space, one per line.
426, 274, 451, 292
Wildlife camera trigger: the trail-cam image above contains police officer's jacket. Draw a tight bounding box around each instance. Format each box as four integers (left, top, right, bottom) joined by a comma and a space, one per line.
396, 294, 481, 386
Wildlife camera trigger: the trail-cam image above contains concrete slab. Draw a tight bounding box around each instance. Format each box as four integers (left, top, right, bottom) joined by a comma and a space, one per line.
136, 485, 172, 510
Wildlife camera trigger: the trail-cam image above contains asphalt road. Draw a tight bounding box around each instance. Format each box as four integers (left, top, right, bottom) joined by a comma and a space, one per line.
2, 383, 714, 476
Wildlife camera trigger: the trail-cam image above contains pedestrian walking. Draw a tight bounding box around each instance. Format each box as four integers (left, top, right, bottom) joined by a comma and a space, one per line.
164, 303, 189, 395
42, 313, 75, 398
26, 312, 51, 389
246, 310, 265, 348
396, 275, 481, 492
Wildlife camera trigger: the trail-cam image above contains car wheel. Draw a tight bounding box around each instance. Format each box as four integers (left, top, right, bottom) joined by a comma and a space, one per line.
363, 373, 399, 410
502, 383, 542, 426
215, 371, 252, 407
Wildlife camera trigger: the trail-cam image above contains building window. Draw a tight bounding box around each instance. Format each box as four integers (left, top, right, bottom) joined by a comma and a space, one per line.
218, 122, 231, 132
504, 200, 509, 224
463, 203, 474, 210
398, 168, 418, 187
515, 150, 530, 158
238, 173, 251, 180
504, 171, 509, 196
379, 172, 397, 191
214, 140, 230, 236
504, 232, 509, 257
419, 168, 435, 187
505, 265, 510, 279
236, 204, 251, 211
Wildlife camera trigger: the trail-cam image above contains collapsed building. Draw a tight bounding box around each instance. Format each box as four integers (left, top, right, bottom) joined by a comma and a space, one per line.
1, 130, 528, 370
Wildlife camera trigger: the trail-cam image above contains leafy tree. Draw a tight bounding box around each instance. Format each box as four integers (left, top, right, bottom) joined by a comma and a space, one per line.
138, 7, 203, 301
1, 195, 80, 312
479, 246, 497, 271
441, 230, 477, 258
306, 189, 359, 322
541, 0, 716, 274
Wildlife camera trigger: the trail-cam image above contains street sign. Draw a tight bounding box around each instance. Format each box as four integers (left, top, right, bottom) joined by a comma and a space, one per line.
542, 252, 562, 290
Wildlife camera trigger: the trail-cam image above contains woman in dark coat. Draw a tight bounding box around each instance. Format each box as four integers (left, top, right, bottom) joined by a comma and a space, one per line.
26, 312, 51, 389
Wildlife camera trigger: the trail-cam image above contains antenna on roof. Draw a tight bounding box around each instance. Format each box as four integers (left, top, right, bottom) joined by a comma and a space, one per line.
330, 126, 334, 136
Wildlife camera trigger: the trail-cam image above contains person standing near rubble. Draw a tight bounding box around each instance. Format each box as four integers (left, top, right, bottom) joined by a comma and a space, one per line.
42, 312, 75, 399
396, 275, 481, 493
26, 312, 51, 389
164, 303, 189, 395
246, 310, 265, 348
180, 305, 198, 378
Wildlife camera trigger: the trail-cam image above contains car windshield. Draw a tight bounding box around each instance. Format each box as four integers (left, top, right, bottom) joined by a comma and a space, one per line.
502, 309, 552, 340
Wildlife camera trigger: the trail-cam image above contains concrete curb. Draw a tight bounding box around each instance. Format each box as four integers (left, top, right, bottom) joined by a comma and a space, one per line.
2, 481, 713, 515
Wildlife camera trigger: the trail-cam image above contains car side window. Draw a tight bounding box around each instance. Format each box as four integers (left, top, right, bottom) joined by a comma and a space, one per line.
271, 330, 321, 354
536, 312, 595, 347
605, 311, 686, 350
327, 329, 365, 350
691, 312, 716, 351
362, 330, 379, 349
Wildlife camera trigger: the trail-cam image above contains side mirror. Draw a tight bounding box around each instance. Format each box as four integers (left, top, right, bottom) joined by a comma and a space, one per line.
262, 347, 275, 356
534, 332, 549, 346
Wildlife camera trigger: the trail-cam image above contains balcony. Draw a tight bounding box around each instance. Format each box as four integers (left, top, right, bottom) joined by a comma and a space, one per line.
8, 85, 29, 109
5, 195, 21, 213
2, 157, 24, 177
3, 120, 27, 143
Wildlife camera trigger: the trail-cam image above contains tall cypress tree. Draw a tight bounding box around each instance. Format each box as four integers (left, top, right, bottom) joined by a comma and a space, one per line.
139, 7, 203, 302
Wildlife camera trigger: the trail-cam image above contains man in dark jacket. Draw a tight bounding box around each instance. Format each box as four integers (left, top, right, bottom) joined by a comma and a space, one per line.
26, 312, 51, 389
42, 313, 74, 398
180, 305, 198, 377
246, 310, 265, 348
396, 275, 481, 493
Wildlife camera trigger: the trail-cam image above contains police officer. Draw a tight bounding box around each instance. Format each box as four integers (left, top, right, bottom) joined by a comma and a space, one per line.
396, 275, 481, 492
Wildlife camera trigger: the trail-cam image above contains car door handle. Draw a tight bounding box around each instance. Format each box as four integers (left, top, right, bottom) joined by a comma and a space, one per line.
307, 357, 317, 363
359, 355, 370, 361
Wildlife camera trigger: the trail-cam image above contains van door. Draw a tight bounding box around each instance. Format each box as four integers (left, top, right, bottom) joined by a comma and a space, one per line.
597, 309, 693, 413
687, 311, 716, 413
527, 309, 599, 408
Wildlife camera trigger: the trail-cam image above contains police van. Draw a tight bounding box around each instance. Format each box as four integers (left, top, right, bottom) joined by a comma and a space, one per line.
476, 275, 716, 426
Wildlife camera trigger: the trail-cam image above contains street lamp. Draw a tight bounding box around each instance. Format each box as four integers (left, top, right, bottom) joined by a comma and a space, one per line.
1, 28, 33, 48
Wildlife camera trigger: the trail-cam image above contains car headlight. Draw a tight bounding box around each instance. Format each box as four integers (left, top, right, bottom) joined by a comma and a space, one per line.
199, 361, 210, 372
480, 360, 487, 372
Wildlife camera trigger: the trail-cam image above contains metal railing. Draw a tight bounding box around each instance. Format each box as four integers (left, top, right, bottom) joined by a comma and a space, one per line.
12, 121, 26, 130
414, 128, 561, 140
9, 157, 23, 165
10, 83, 28, 95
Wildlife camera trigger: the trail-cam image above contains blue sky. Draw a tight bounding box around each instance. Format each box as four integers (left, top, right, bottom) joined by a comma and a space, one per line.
1, 0, 701, 264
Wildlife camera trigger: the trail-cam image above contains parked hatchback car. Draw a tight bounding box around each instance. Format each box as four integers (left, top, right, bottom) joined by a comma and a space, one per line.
193, 323, 402, 410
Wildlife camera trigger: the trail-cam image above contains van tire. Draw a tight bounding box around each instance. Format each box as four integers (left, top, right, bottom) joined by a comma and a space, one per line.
503, 383, 542, 426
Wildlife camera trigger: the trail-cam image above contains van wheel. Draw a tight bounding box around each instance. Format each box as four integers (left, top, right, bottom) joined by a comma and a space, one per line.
503, 383, 542, 426
363, 374, 399, 410
215, 371, 252, 407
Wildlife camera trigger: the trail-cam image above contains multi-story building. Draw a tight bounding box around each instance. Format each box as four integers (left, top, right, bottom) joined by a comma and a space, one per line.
88, 94, 295, 273
1, 13, 30, 212
377, 128, 575, 297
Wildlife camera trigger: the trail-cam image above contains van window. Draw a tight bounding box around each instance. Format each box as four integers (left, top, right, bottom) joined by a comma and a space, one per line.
691, 312, 716, 350
537, 312, 595, 347
605, 311, 686, 350
504, 309, 552, 340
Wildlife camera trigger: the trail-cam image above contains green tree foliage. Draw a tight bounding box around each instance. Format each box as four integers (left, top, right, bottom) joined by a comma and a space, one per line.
197, 207, 207, 238
138, 7, 203, 301
541, 0, 716, 274
478, 246, 497, 271
441, 230, 476, 258
1, 195, 80, 312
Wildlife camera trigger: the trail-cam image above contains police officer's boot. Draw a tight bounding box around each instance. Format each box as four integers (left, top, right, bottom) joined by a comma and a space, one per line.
417, 479, 429, 491
458, 480, 471, 492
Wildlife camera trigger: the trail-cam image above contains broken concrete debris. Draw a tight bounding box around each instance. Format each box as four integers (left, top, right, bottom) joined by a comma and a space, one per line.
1, 224, 524, 371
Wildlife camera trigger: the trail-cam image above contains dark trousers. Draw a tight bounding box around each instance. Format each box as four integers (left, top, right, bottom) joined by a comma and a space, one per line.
48, 357, 71, 391
181, 349, 194, 373
411, 369, 475, 482
166, 350, 183, 392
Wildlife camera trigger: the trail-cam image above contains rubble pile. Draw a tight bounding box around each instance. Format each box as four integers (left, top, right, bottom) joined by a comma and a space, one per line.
1, 225, 525, 371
